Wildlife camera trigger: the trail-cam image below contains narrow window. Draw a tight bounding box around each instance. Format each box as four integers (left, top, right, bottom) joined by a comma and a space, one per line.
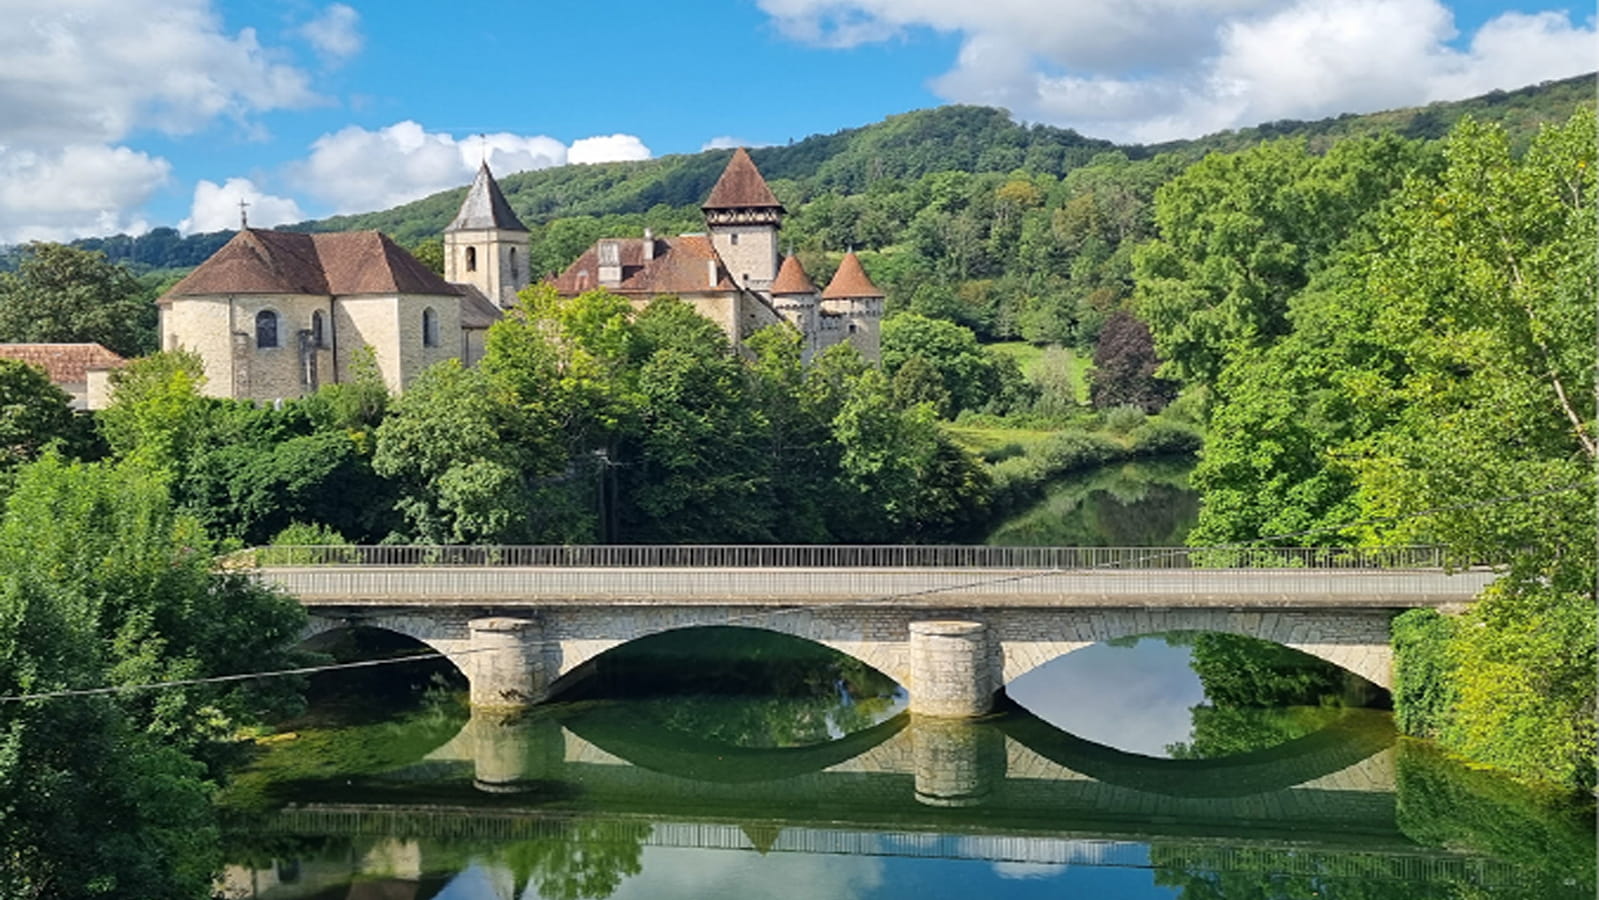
508, 248, 518, 282
730, 232, 740, 246
423, 307, 440, 348
311, 310, 325, 348
465, 246, 478, 273
256, 310, 279, 348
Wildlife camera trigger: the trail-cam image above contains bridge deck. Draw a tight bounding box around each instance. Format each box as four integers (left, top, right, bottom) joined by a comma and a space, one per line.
261, 565, 1494, 607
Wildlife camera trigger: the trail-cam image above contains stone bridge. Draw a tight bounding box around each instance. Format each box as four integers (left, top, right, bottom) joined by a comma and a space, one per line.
251, 544, 1493, 715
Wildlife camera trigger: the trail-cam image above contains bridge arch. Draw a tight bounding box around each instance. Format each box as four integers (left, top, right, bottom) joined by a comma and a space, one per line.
300, 613, 476, 682
995, 608, 1394, 691
544, 611, 911, 690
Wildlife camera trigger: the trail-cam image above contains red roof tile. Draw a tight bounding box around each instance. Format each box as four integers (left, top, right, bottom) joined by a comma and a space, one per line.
0, 343, 126, 383
821, 252, 884, 299
161, 229, 461, 300
702, 148, 784, 211
549, 235, 737, 296
770, 254, 817, 295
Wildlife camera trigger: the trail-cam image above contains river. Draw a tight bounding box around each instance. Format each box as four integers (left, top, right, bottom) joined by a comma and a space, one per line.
217, 463, 1594, 899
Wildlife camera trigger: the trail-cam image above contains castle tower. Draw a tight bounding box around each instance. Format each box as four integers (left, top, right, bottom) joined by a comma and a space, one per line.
770, 253, 820, 359
703, 148, 784, 294
821, 251, 885, 360
444, 163, 531, 308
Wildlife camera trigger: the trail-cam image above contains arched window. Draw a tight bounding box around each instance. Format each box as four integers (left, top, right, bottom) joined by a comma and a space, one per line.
310, 310, 325, 348
422, 307, 440, 348
255, 310, 279, 348
465, 246, 477, 273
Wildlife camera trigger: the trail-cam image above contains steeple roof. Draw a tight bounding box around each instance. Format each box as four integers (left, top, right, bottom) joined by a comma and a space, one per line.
769, 254, 817, 295
702, 148, 784, 212
821, 251, 883, 299
446, 163, 528, 233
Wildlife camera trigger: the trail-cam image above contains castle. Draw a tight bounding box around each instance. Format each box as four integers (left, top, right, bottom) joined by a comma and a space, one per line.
549, 148, 884, 362
159, 148, 877, 402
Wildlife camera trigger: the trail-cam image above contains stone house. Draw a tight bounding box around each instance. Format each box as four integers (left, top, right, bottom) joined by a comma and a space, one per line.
0, 342, 126, 409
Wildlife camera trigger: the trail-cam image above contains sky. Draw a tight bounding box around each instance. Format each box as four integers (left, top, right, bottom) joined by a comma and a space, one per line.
0, 0, 1591, 244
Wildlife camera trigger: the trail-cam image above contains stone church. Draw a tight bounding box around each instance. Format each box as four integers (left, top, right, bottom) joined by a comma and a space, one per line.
160, 147, 878, 402
159, 163, 518, 401
550, 147, 884, 362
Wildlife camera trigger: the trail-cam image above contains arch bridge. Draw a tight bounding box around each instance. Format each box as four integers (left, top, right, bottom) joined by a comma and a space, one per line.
250, 544, 1492, 715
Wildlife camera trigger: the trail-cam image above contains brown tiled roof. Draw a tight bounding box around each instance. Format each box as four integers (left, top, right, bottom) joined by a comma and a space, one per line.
548, 235, 737, 296
821, 251, 884, 299
0, 343, 126, 383
161, 230, 461, 301
770, 254, 817, 295
455, 283, 504, 329
446, 163, 528, 232
702, 148, 784, 211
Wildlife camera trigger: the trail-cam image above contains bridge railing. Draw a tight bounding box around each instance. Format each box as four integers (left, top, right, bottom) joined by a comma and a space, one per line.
242, 544, 1464, 570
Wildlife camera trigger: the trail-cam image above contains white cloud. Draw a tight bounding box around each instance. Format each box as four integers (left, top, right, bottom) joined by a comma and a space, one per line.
298, 3, 363, 65
0, 144, 169, 243
0, 0, 319, 148
759, 0, 1597, 142
701, 136, 776, 151
180, 177, 305, 233
569, 134, 653, 165
291, 122, 651, 214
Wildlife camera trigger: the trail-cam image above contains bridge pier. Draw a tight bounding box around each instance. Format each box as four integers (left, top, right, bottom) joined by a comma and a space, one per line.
908, 620, 997, 718
468, 617, 545, 709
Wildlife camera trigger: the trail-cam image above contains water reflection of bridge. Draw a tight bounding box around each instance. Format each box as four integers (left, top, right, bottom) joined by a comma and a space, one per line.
223, 709, 1547, 897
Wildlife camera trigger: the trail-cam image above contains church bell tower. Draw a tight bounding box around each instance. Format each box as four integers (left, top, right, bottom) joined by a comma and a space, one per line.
444, 163, 531, 308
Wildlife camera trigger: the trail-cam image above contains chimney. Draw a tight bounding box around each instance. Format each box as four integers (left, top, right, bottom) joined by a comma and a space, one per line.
642, 228, 654, 262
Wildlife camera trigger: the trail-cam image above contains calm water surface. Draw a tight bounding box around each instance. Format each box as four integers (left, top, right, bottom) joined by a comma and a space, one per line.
219, 629, 1595, 899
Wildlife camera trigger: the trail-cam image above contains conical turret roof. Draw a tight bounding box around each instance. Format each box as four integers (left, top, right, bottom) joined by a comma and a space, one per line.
446, 163, 528, 232
769, 254, 817, 295
820, 251, 883, 299
702, 148, 784, 212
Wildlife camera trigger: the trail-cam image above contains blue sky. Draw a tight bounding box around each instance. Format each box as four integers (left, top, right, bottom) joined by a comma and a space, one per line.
0, 0, 1591, 243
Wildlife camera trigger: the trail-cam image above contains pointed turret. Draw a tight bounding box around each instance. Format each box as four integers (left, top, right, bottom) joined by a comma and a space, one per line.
443, 163, 531, 308
770, 253, 817, 295
821, 251, 883, 299
704, 149, 783, 292
820, 251, 884, 360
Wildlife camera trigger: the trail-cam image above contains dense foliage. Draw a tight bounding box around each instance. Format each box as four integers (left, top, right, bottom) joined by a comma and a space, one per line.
1146, 109, 1597, 789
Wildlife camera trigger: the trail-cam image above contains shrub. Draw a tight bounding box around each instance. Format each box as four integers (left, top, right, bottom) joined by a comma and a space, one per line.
1102, 404, 1147, 435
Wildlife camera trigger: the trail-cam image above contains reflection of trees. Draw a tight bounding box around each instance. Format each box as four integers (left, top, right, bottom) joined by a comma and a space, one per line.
1168, 633, 1382, 759
497, 819, 650, 900
986, 459, 1199, 546
1149, 847, 1466, 900
1395, 740, 1595, 896
564, 628, 902, 749
1166, 705, 1347, 759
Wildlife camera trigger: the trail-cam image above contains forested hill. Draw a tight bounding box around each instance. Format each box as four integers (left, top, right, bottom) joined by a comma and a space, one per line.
31, 71, 1595, 269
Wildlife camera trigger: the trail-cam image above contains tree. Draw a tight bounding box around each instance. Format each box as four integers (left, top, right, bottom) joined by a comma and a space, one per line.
97, 351, 211, 473
0, 452, 306, 897
1090, 310, 1177, 412
0, 359, 95, 475
0, 243, 158, 357
373, 360, 561, 544
880, 313, 1002, 415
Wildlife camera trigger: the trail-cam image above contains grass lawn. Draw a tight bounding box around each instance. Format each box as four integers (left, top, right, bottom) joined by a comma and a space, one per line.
986, 341, 1093, 404
943, 423, 1059, 458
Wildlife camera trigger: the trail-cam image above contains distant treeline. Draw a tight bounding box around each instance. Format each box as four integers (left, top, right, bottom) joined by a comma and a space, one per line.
5, 73, 1588, 277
